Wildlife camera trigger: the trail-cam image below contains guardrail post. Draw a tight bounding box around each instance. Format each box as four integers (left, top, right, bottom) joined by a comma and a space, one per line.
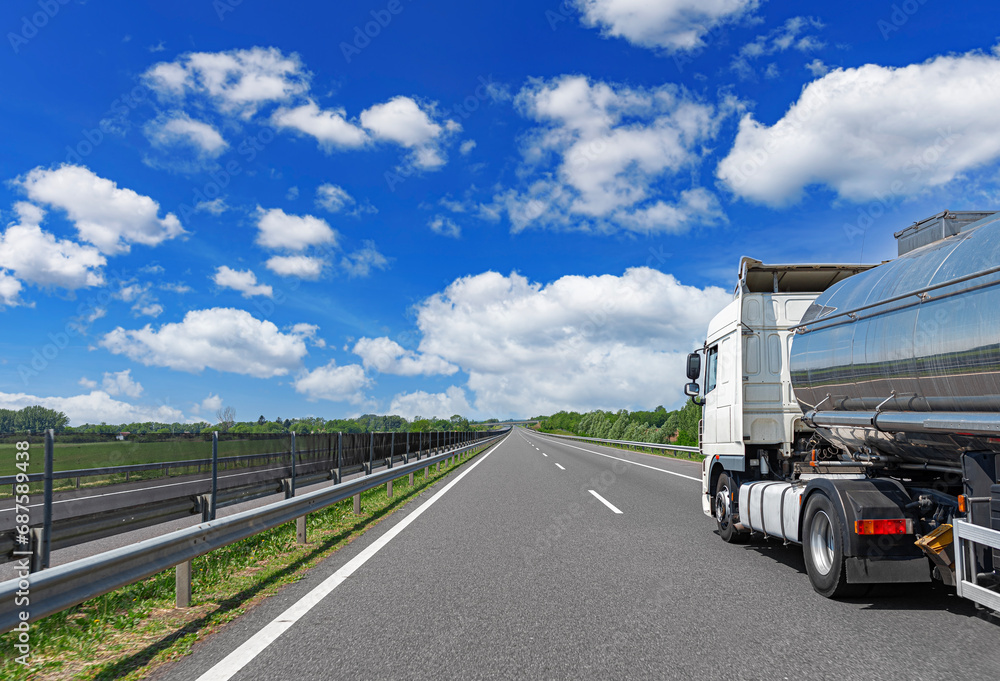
40, 429, 53, 571
290, 431, 297, 497
353, 492, 361, 515
405, 432, 410, 464
390, 432, 395, 469
336, 432, 342, 484
409, 470, 414, 486
210, 431, 218, 521
387, 478, 393, 498
176, 561, 192, 608
368, 432, 374, 475
296, 515, 307, 544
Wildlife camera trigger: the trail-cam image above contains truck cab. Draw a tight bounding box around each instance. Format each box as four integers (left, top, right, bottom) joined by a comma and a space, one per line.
696, 258, 874, 516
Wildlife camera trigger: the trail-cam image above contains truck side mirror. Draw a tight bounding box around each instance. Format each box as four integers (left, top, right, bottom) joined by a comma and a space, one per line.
686, 352, 701, 380
684, 382, 701, 398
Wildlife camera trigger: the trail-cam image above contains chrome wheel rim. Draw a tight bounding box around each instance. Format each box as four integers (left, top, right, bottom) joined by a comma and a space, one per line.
809, 510, 835, 575
715, 487, 731, 530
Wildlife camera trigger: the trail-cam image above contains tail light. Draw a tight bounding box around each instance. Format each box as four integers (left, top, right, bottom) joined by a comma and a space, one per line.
854, 519, 910, 535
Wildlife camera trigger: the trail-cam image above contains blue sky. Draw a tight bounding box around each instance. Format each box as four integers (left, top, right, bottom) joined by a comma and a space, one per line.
2, 0, 999, 425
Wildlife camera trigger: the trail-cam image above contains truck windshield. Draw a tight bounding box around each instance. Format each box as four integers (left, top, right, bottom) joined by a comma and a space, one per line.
706, 345, 718, 394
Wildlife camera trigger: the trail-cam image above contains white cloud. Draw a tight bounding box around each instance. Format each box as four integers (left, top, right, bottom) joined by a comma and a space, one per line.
135, 303, 164, 318
195, 197, 228, 214
286, 186, 299, 200
428, 215, 461, 238
805, 59, 829, 77
144, 47, 310, 117
389, 386, 471, 420
731, 16, 825, 80
18, 165, 185, 254
574, 0, 759, 52
0, 389, 185, 426
352, 337, 457, 376
315, 184, 354, 212
100, 307, 309, 378
271, 100, 369, 149
0, 202, 106, 291
413, 268, 729, 416
341, 241, 389, 277
360, 96, 457, 169
201, 393, 223, 412
78, 377, 98, 389
290, 322, 326, 348
102, 369, 144, 398
717, 48, 1000, 205
459, 140, 476, 155
213, 265, 273, 298
495, 75, 727, 234
265, 254, 325, 279
293, 360, 371, 403
146, 113, 228, 156
255, 206, 338, 251
0, 271, 22, 307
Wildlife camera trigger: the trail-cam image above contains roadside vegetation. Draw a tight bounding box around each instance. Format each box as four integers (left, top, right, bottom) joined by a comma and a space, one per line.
0, 443, 492, 680
532, 402, 703, 458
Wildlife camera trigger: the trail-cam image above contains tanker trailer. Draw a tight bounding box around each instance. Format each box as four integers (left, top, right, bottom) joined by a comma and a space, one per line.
686, 210, 1000, 608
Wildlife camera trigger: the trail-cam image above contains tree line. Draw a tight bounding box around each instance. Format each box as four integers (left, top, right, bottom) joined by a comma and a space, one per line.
534, 401, 701, 446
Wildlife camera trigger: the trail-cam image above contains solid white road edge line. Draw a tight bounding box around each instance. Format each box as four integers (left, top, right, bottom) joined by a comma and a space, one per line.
555, 463, 565, 470
196, 433, 510, 681
542, 453, 548, 457
588, 489, 623, 514
543, 438, 700, 482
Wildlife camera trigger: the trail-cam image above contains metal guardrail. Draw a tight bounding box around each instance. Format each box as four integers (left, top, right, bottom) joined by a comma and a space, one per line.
0, 429, 509, 633
954, 519, 1000, 613
533, 430, 701, 454
1, 430, 499, 570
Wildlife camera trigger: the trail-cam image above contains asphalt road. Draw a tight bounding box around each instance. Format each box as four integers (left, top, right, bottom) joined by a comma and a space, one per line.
151, 428, 999, 680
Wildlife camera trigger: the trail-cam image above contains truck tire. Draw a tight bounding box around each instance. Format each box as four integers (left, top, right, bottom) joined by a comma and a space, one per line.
715, 472, 747, 544
802, 493, 864, 598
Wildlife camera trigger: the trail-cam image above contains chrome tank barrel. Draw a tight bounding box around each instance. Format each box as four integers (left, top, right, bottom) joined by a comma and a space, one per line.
789, 213, 1000, 466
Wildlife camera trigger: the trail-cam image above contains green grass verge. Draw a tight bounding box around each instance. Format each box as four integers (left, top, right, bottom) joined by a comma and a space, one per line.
0, 445, 489, 680
535, 429, 705, 463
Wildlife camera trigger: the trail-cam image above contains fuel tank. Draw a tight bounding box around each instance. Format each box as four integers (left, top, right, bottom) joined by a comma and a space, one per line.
789, 212, 1000, 467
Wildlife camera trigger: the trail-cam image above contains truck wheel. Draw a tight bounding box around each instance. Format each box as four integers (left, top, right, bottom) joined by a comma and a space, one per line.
802, 493, 864, 598
715, 473, 747, 544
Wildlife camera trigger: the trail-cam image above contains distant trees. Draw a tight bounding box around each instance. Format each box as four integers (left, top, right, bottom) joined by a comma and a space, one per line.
216, 406, 236, 432
537, 400, 703, 446
0, 406, 70, 433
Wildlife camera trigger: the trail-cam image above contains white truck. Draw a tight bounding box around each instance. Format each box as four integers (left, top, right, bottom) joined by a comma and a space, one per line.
686, 210, 1000, 609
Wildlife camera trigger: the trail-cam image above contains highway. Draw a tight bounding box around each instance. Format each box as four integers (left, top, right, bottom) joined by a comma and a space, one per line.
147, 428, 999, 680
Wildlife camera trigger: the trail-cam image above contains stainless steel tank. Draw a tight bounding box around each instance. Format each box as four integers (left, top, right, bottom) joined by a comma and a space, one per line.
789, 212, 1000, 467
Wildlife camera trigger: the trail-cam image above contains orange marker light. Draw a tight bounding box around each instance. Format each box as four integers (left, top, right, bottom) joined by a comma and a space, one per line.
958, 495, 966, 513
854, 519, 909, 535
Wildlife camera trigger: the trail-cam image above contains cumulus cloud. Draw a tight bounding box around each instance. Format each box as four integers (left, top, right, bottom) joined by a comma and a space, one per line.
100, 307, 309, 378
389, 386, 472, 420
255, 207, 338, 251
144, 46, 310, 117
290, 322, 326, 348
201, 393, 223, 412
17, 165, 185, 254
293, 360, 371, 403
271, 100, 369, 149
494, 75, 727, 234
101, 369, 143, 398
315, 184, 354, 212
717, 48, 1000, 205
213, 266, 273, 298
352, 337, 457, 376
413, 268, 729, 416
265, 254, 325, 279
145, 113, 228, 156
0, 202, 105, 292
341, 241, 389, 278
0, 389, 185, 426
428, 215, 461, 238
574, 0, 759, 52
360, 96, 456, 169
